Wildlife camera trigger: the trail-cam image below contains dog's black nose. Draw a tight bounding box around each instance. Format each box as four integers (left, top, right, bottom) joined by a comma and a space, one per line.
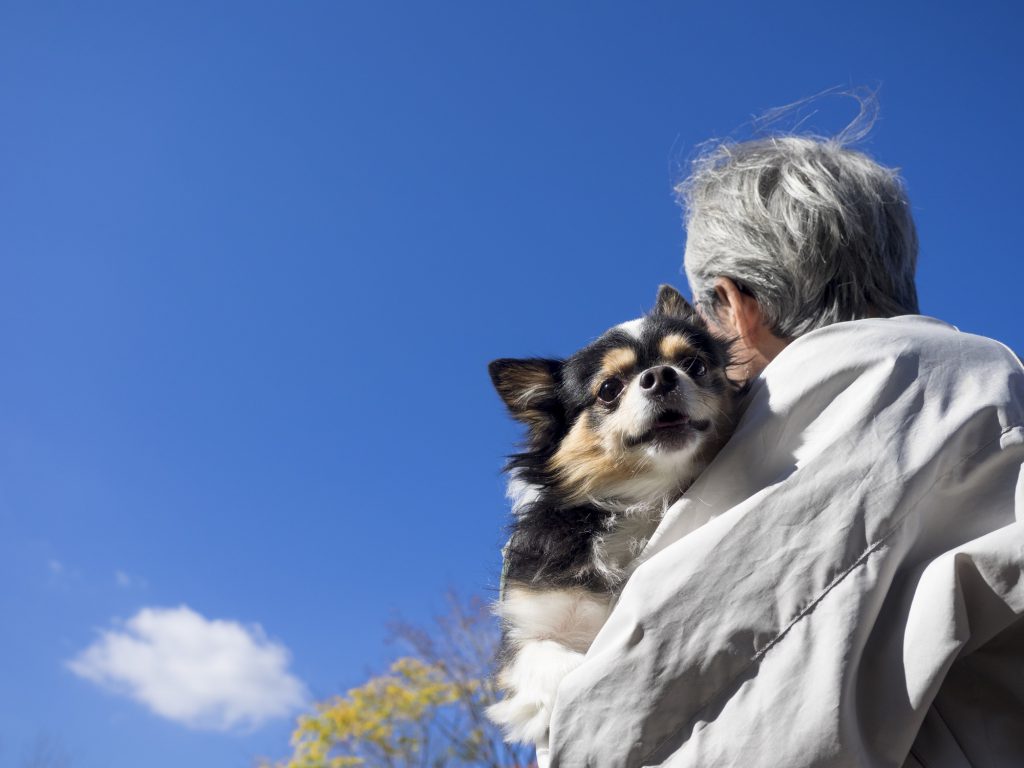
639, 365, 678, 395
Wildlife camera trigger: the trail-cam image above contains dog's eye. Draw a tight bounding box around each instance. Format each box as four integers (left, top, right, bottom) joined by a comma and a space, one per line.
597, 378, 624, 403
681, 357, 707, 378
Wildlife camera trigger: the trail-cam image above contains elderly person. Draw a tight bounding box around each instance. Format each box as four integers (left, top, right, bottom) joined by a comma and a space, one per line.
544, 137, 1024, 767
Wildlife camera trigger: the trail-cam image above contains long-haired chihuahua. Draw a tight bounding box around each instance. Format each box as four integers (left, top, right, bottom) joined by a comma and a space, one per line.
487, 285, 739, 744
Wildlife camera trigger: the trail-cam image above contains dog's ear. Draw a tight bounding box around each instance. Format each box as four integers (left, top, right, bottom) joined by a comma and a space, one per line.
653, 284, 696, 319
488, 358, 563, 434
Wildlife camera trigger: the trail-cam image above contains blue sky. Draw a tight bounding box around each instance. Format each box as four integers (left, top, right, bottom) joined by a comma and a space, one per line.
1, 2, 1022, 766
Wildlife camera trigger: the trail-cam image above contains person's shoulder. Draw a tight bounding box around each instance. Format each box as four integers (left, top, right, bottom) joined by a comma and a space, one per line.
748, 315, 1023, 477
798, 314, 953, 347
763, 315, 1024, 431
790, 315, 1020, 371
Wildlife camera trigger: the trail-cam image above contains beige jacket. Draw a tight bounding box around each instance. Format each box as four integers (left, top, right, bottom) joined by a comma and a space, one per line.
547, 316, 1024, 768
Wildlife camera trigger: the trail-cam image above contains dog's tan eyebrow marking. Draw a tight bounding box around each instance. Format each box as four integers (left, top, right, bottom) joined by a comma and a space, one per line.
598, 347, 637, 380
659, 333, 696, 360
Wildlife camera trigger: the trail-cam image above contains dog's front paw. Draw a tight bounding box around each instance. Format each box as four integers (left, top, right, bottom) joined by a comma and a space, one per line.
488, 639, 585, 744
487, 690, 550, 743
487, 689, 552, 744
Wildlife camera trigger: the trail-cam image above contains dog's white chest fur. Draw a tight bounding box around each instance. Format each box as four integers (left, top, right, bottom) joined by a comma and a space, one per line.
489, 509, 662, 744
489, 585, 611, 743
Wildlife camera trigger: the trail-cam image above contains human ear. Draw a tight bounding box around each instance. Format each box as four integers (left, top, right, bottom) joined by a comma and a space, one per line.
710, 277, 747, 337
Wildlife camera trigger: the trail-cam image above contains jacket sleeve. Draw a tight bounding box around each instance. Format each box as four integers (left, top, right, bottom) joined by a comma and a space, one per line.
546, 318, 1024, 768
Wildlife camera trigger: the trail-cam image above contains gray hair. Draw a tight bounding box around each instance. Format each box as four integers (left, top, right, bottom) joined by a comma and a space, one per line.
678, 135, 919, 338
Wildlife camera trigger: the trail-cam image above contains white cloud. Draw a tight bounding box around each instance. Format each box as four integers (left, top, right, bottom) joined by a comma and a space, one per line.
48, 559, 63, 575
67, 606, 307, 731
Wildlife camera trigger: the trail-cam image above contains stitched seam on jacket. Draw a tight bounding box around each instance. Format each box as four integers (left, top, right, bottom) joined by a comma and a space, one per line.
637, 421, 1023, 765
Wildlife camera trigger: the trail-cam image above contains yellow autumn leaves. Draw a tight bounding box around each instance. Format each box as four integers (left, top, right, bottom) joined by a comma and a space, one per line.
276, 658, 471, 767
262, 594, 531, 768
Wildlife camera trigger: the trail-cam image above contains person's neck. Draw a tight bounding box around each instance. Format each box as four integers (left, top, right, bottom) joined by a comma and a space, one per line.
734, 332, 791, 383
